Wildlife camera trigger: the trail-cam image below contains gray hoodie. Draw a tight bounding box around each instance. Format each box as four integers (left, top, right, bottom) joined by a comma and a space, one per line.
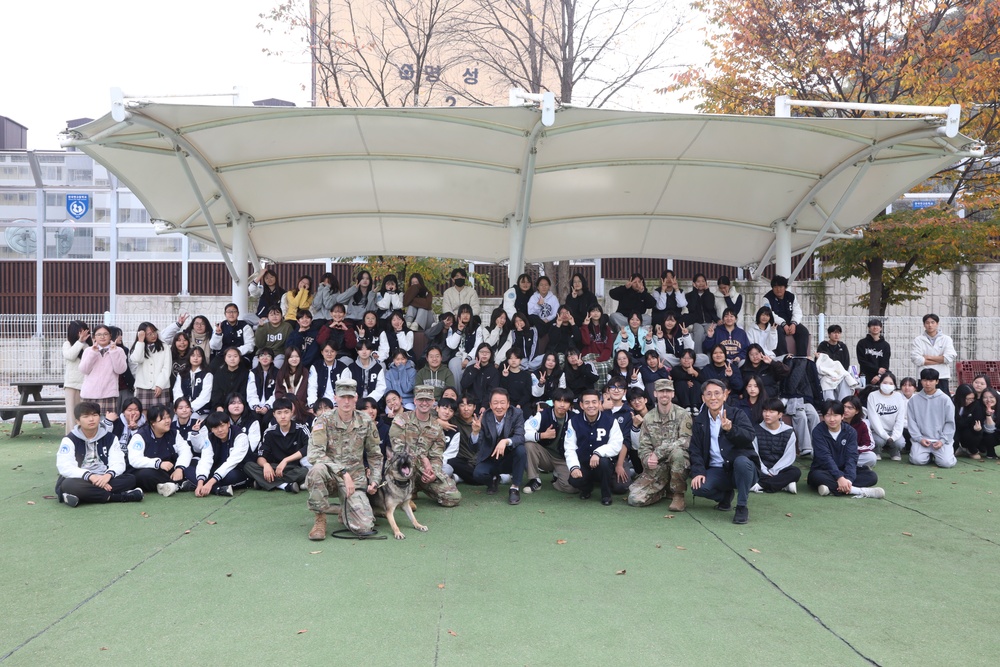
906, 389, 956, 445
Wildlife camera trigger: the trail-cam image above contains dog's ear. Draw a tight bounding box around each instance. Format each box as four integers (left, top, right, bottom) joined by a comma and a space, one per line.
385, 446, 394, 461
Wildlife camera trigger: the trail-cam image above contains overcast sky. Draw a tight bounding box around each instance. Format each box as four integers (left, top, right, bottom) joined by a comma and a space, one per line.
5, 0, 705, 150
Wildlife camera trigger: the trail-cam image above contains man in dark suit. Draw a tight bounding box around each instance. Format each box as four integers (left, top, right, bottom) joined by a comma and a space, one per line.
471, 388, 527, 505
689, 379, 758, 524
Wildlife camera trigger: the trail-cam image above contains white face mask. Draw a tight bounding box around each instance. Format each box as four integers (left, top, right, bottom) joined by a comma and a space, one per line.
880, 383, 895, 395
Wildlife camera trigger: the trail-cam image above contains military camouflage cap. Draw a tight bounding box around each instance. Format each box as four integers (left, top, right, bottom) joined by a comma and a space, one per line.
414, 385, 435, 401
335, 379, 358, 397
654, 378, 675, 392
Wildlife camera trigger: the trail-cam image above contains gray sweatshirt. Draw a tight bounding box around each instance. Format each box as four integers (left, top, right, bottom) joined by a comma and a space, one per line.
906, 389, 956, 446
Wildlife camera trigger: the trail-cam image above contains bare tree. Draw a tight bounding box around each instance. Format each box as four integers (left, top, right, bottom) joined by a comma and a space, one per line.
259, 0, 466, 107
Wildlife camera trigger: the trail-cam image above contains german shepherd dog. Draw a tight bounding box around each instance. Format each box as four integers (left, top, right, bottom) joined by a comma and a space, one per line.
377, 447, 428, 540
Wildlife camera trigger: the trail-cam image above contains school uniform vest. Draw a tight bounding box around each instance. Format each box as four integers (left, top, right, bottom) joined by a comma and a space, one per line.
536, 406, 570, 458
346, 361, 382, 398
207, 430, 237, 474
67, 431, 117, 469
252, 366, 277, 403
755, 426, 793, 468
173, 417, 196, 443
454, 327, 478, 356
181, 369, 208, 403
220, 320, 252, 351
313, 361, 346, 398
137, 423, 179, 464
512, 329, 535, 358
764, 290, 796, 323
607, 405, 632, 440
569, 411, 617, 460
654, 290, 683, 315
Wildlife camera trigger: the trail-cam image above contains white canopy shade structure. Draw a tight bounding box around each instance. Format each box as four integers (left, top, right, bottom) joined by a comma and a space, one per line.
62, 95, 982, 314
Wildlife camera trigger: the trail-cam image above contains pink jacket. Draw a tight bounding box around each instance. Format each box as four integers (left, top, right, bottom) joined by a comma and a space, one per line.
79, 346, 127, 399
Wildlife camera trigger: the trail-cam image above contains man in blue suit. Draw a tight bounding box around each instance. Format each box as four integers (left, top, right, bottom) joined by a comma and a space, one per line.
471, 388, 527, 505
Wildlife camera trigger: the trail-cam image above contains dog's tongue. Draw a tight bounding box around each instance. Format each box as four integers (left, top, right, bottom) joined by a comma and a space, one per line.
401, 466, 411, 476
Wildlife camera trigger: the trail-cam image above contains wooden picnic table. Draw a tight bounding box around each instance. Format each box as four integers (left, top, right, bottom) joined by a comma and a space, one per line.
2, 380, 65, 437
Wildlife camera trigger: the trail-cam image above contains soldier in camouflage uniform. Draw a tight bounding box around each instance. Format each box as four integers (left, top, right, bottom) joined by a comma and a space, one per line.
628, 378, 693, 510
389, 385, 461, 507
306, 379, 384, 540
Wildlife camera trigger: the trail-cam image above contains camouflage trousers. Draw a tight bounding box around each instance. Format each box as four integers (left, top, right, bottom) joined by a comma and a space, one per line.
306, 462, 375, 532
627, 446, 689, 507
416, 463, 462, 507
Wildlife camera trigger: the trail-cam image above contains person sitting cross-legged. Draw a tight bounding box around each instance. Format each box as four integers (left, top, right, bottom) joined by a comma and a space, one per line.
689, 379, 758, 525
523, 388, 577, 495
56, 401, 143, 507
244, 398, 309, 493
807, 400, 885, 498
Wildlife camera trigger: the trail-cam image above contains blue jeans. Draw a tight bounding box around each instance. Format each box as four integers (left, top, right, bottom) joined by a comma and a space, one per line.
692, 456, 758, 507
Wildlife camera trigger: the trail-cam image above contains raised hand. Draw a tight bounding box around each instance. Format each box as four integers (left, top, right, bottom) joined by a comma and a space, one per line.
720, 408, 732, 431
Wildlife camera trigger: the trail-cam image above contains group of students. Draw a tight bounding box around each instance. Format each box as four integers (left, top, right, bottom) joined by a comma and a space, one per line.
56, 265, 981, 525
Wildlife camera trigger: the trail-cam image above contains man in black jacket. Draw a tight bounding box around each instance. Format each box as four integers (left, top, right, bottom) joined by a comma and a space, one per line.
471, 388, 528, 505
689, 379, 758, 524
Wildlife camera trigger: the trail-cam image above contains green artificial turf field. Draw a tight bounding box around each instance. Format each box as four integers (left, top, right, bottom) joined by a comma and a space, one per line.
2, 421, 999, 666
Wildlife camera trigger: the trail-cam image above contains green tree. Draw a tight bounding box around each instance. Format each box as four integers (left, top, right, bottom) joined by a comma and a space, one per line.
333, 255, 493, 303
818, 208, 999, 315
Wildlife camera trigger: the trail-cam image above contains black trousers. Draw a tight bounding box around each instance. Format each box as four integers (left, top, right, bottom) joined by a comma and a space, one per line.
807, 467, 878, 495
568, 457, 613, 501
757, 466, 801, 492
58, 473, 138, 504
134, 467, 178, 492
472, 445, 528, 488
448, 457, 478, 485
776, 323, 810, 357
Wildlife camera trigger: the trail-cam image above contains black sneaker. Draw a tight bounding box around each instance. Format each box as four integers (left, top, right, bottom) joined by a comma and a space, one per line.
524, 478, 542, 494
179, 480, 195, 492
715, 490, 734, 511
122, 489, 144, 503
508, 487, 521, 505
215, 485, 234, 497
579, 491, 592, 500
601, 497, 612, 506
62, 493, 80, 508
733, 505, 749, 524
285, 482, 300, 494
486, 476, 499, 495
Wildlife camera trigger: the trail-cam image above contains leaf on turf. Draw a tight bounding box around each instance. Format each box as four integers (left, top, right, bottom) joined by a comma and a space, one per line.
184, 530, 191, 534
785, 513, 793, 517
309, 551, 322, 554
615, 569, 627, 575
899, 481, 908, 484
447, 630, 458, 636
26, 501, 35, 505
655, 544, 662, 548
140, 512, 149, 518
556, 539, 567, 544
297, 629, 308, 634
749, 548, 761, 553
537, 510, 545, 514
226, 573, 232, 577
676, 546, 687, 550
207, 520, 217, 525
100, 647, 108, 651
902, 532, 913, 537
43, 495, 56, 499
437, 583, 445, 589
664, 514, 675, 519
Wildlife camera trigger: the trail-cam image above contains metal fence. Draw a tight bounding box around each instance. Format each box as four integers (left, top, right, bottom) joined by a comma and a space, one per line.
2, 312, 997, 412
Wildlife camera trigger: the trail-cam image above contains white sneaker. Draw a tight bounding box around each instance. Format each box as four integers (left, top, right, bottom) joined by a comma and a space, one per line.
817, 484, 831, 496
857, 486, 885, 499
157, 482, 179, 497
890, 454, 902, 461
749, 483, 763, 493
784, 482, 797, 494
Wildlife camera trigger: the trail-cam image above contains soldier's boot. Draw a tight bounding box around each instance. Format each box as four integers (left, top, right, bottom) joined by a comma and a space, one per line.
308, 513, 328, 541
668, 493, 686, 512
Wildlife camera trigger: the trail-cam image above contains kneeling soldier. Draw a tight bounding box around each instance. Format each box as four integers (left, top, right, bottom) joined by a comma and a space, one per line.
627, 379, 692, 510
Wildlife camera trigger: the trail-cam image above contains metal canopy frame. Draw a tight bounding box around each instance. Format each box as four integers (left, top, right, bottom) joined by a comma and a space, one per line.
60, 92, 984, 313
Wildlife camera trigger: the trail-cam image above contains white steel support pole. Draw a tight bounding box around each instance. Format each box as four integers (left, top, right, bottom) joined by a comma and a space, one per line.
231, 214, 250, 315
594, 258, 604, 297
109, 174, 119, 319
507, 216, 526, 286
774, 220, 792, 278
35, 187, 44, 338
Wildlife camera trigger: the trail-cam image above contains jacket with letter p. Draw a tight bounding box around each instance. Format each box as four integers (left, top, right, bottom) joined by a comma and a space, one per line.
564, 411, 623, 470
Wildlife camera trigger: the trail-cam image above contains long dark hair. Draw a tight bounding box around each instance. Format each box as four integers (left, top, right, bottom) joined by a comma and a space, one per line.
407, 273, 431, 298
487, 306, 510, 333
320, 272, 341, 294
171, 331, 192, 364
277, 346, 306, 385
131, 322, 164, 358
352, 270, 373, 305
66, 320, 91, 359
742, 375, 769, 424
566, 272, 592, 299
260, 269, 282, 293
295, 274, 314, 296
379, 274, 399, 294
189, 315, 212, 338
184, 346, 207, 373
